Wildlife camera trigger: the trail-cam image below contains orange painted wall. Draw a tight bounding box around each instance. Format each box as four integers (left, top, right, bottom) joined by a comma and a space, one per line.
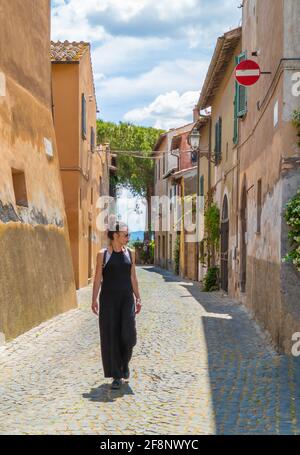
52, 49, 108, 289
0, 0, 77, 341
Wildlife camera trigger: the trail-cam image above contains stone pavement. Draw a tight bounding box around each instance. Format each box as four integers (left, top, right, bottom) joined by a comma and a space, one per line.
0, 265, 300, 435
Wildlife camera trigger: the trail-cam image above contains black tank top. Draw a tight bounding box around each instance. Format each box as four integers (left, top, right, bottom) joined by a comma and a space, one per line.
101, 248, 133, 292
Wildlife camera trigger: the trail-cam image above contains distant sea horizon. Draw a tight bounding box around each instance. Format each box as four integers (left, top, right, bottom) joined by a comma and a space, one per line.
129, 231, 154, 242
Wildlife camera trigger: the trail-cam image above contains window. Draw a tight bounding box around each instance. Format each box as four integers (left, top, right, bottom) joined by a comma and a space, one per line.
158, 159, 160, 179
99, 177, 102, 195
12, 168, 28, 207
257, 179, 262, 233
274, 100, 279, 127
236, 52, 248, 117
233, 51, 248, 144
200, 175, 204, 196
81, 93, 87, 139
214, 116, 222, 165
90, 126, 95, 151
91, 187, 93, 205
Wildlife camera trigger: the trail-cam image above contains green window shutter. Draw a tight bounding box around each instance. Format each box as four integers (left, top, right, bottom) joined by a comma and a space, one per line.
236, 51, 248, 117
82, 93, 87, 139
214, 116, 222, 165
200, 175, 204, 196
214, 120, 219, 163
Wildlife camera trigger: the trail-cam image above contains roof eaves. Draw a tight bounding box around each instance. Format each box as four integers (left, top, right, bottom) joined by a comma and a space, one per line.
197, 27, 241, 110
153, 133, 167, 152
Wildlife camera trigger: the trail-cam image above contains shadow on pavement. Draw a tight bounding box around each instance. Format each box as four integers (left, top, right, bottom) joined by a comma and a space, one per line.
83, 382, 135, 403
150, 265, 300, 435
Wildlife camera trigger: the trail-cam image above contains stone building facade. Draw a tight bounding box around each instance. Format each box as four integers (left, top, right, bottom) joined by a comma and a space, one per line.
51, 41, 109, 289
198, 0, 300, 353
0, 1, 77, 342
237, 0, 300, 352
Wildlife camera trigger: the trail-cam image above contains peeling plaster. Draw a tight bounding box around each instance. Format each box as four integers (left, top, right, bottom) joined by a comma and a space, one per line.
0, 200, 64, 227
0, 72, 5, 96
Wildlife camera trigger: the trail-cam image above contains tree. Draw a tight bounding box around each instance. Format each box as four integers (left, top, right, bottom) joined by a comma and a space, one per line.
97, 120, 165, 240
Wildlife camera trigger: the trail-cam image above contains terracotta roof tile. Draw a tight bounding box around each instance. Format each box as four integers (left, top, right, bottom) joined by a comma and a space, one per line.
50, 41, 90, 62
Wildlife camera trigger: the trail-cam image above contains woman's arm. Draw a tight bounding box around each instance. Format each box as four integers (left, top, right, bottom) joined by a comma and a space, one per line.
91, 251, 103, 315
130, 249, 142, 314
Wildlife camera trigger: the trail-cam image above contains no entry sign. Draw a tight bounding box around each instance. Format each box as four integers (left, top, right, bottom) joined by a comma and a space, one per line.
235, 59, 261, 86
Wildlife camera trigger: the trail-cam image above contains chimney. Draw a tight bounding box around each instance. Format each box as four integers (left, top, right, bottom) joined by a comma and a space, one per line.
193, 105, 200, 122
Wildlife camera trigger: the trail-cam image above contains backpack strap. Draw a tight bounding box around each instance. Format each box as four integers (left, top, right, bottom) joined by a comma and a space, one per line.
127, 248, 133, 264
102, 248, 107, 269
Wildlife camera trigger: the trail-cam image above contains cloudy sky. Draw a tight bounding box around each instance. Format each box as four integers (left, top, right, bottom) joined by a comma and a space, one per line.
51, 0, 242, 130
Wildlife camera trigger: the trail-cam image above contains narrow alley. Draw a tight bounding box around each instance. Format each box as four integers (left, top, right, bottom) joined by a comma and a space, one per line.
1, 266, 299, 435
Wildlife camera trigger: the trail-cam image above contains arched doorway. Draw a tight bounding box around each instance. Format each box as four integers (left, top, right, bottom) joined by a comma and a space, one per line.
240, 180, 247, 293
221, 195, 229, 292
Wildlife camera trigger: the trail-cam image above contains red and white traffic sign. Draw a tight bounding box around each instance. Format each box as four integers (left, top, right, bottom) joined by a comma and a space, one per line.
235, 59, 261, 86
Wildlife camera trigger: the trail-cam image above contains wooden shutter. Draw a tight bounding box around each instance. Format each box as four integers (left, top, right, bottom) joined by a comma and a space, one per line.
214, 116, 222, 165
82, 94, 87, 139
90, 126, 95, 150
200, 175, 204, 196
237, 52, 247, 117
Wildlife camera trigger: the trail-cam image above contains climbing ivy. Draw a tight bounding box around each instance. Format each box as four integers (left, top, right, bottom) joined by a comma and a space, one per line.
204, 202, 220, 254
283, 189, 300, 272
292, 109, 300, 147
174, 234, 180, 275
201, 202, 221, 291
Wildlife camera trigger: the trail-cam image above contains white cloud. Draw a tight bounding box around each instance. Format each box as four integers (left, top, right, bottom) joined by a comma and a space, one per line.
51, 0, 241, 126
52, 0, 201, 28
92, 36, 171, 75
96, 59, 208, 102
51, 0, 111, 42
124, 90, 199, 129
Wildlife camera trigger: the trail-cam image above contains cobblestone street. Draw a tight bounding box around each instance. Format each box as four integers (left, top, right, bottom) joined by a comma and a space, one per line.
1, 265, 300, 435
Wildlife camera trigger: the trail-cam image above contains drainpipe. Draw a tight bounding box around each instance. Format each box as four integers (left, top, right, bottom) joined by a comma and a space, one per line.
207, 116, 212, 269
180, 176, 185, 277
196, 138, 201, 281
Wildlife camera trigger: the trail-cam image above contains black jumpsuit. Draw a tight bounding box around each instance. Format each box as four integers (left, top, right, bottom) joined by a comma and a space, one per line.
99, 247, 137, 379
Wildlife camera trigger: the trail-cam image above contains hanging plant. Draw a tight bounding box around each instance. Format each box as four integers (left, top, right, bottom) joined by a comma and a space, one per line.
292, 109, 300, 147
282, 189, 300, 272
204, 202, 220, 252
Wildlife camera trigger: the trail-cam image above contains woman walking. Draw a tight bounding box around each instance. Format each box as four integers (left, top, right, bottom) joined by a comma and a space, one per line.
91, 220, 142, 390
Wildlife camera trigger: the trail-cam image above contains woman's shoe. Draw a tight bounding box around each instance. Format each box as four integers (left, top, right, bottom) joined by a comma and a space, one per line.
111, 378, 122, 389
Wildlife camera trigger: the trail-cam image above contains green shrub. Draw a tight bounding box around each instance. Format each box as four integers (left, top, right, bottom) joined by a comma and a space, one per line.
174, 235, 180, 275
203, 266, 220, 291
292, 109, 300, 147
282, 189, 300, 272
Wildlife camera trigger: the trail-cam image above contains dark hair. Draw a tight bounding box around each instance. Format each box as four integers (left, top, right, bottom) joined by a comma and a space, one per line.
107, 219, 128, 240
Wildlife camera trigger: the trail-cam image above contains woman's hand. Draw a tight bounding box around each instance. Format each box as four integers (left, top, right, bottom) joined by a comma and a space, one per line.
135, 298, 142, 314
91, 299, 99, 316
